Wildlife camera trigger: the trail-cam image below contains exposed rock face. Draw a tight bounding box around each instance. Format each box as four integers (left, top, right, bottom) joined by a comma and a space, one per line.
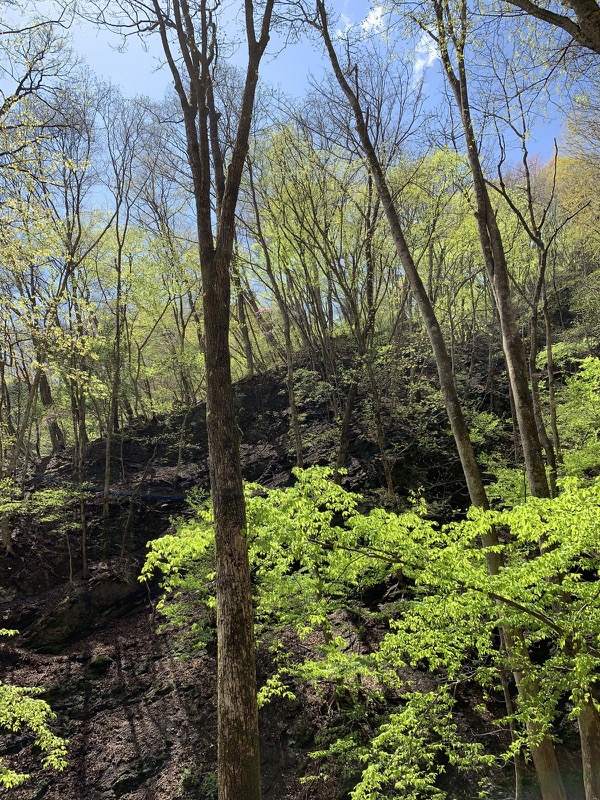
23, 574, 146, 654
2, 610, 220, 800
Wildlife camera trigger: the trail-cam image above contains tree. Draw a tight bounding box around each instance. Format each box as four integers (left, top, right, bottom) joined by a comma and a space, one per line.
144, 466, 600, 799
81, 0, 276, 795
422, 0, 551, 499
0, 7, 73, 471
311, 1, 492, 516
504, 0, 600, 56
0, 4, 72, 145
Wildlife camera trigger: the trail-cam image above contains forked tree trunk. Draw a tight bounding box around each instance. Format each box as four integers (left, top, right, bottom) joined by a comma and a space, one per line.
504, 629, 567, 800
530, 739, 568, 800
153, 0, 274, 794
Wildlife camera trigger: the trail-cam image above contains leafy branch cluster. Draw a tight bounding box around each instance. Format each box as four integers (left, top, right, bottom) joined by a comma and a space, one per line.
143, 464, 600, 798
0, 631, 67, 789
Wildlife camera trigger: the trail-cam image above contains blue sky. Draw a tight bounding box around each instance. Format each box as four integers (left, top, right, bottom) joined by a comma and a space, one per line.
69, 9, 331, 99
66, 2, 564, 162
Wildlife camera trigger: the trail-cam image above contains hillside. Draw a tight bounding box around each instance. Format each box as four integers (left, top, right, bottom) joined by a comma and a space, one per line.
0, 362, 531, 800
1, 358, 593, 800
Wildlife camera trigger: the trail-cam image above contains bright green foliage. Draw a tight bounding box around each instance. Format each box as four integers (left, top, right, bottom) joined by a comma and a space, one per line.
476, 480, 600, 715
0, 478, 26, 517
346, 690, 493, 800
142, 468, 384, 645
248, 468, 376, 639
378, 476, 600, 751
0, 634, 67, 788
142, 469, 494, 796
141, 490, 216, 648
143, 467, 600, 797
311, 477, 600, 795
481, 356, 600, 503
556, 357, 600, 475
0, 684, 68, 788
482, 465, 529, 508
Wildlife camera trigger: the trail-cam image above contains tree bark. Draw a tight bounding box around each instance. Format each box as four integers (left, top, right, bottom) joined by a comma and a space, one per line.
205, 250, 261, 800
506, 0, 600, 55
579, 697, 600, 800
427, 9, 567, 793
151, 1, 274, 794
103, 260, 123, 527
433, 17, 550, 499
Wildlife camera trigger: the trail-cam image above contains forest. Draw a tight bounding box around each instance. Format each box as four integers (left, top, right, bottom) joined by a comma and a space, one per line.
1, 0, 600, 798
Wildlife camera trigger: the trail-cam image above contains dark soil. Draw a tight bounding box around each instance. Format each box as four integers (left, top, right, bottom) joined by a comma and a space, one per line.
0, 606, 336, 800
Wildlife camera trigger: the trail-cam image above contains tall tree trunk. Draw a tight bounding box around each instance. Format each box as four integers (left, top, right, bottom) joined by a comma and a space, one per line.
316, 9, 566, 799
204, 248, 261, 800
543, 286, 562, 464
153, 0, 274, 793
73, 382, 89, 579
428, 6, 567, 794
504, 629, 567, 800
316, 3, 488, 512
578, 697, 600, 800
432, 4, 549, 499
38, 368, 66, 454
2, 367, 42, 553
529, 311, 557, 495
9, 367, 41, 474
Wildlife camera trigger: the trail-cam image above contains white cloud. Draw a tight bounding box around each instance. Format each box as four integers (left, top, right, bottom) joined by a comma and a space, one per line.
413, 32, 439, 82
335, 12, 354, 39
361, 5, 385, 33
